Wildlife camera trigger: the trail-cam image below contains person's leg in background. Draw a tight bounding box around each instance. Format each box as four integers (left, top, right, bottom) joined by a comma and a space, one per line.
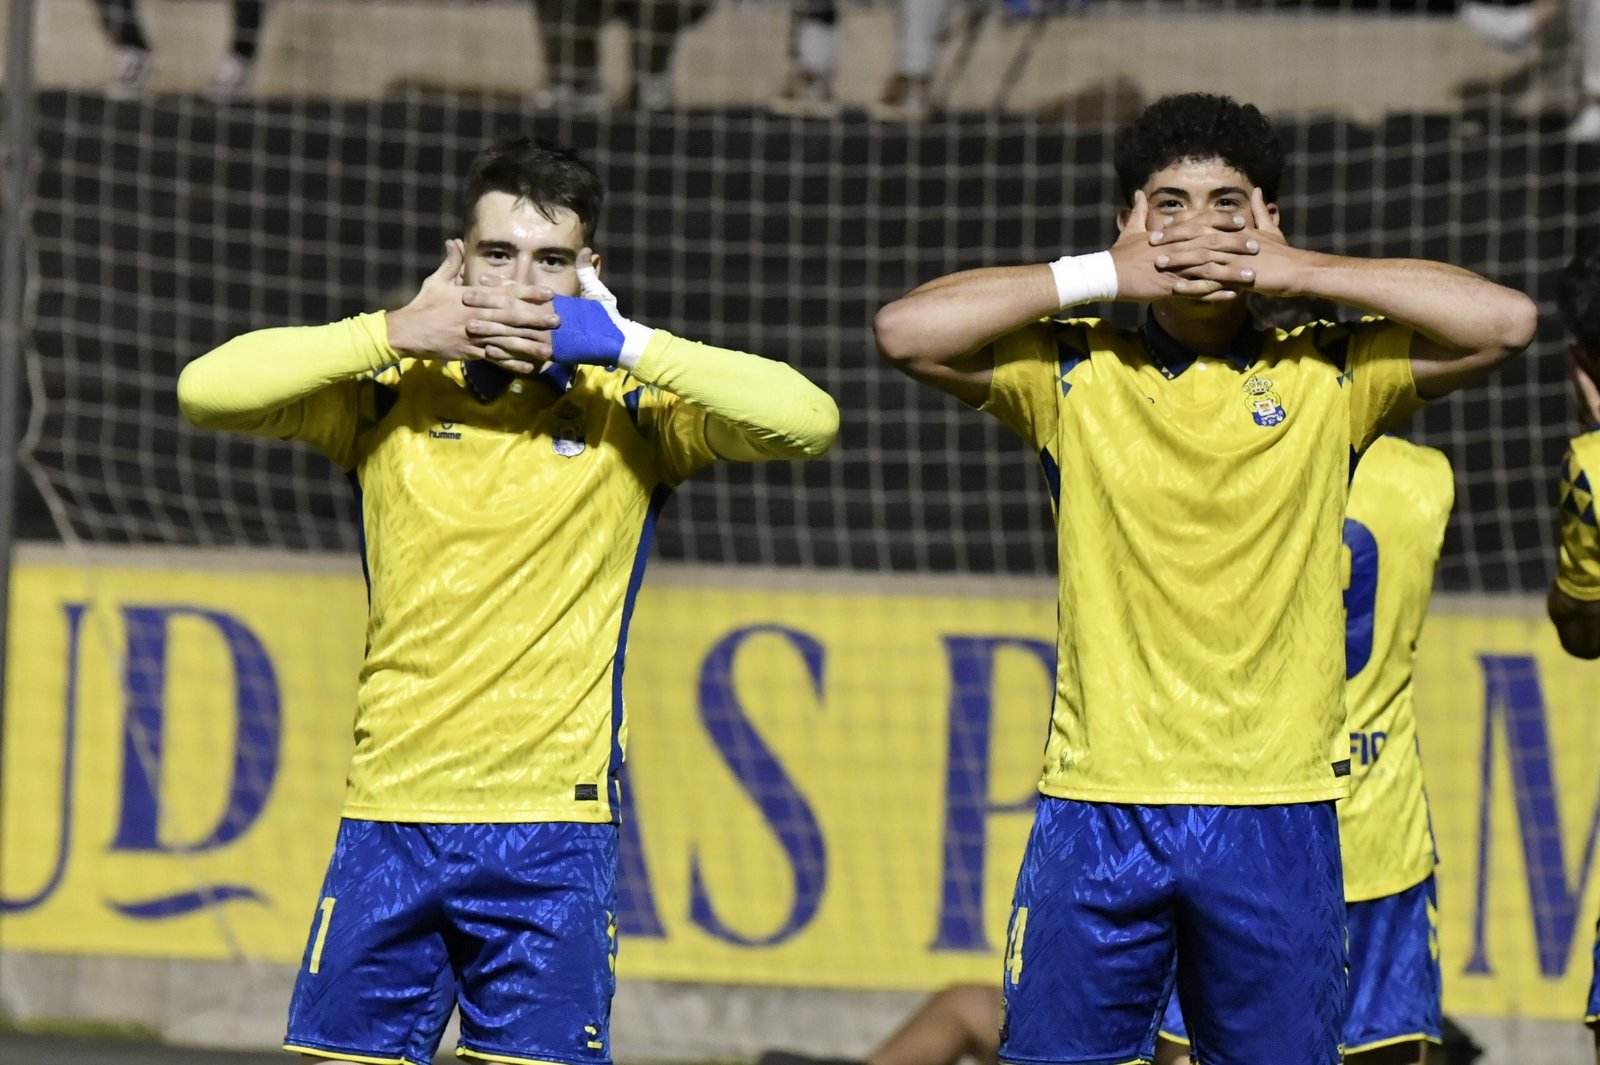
1572, 0, 1600, 139
770, 0, 840, 115
204, 0, 267, 103
874, 0, 962, 121
531, 0, 610, 112
95, 0, 153, 99
630, 0, 715, 110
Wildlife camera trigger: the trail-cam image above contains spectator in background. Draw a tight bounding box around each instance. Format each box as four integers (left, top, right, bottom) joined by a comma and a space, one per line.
772, 0, 983, 120
1459, 0, 1600, 141
96, 0, 265, 102
531, 0, 713, 112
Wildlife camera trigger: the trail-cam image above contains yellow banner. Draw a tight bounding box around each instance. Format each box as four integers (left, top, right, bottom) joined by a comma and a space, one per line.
2, 551, 1598, 1018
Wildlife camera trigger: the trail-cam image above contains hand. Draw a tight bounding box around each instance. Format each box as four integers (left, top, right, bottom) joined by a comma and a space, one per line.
1151, 188, 1309, 299
385, 240, 561, 373
460, 279, 564, 374
1109, 191, 1236, 303
546, 248, 657, 367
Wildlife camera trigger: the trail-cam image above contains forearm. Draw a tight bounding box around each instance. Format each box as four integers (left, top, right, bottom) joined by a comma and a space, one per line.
178, 312, 394, 434
874, 264, 1060, 368
630, 332, 839, 460
1294, 254, 1535, 355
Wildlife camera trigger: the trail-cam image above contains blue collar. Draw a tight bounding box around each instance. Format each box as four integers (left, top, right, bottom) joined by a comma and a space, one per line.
461, 360, 574, 403
1140, 314, 1259, 379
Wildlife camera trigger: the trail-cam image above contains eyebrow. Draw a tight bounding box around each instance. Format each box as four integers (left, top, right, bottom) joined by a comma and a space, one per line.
1151, 186, 1251, 201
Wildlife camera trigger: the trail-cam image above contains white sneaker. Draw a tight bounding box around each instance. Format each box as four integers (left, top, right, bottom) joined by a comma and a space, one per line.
108, 45, 152, 100
1568, 101, 1600, 143
203, 52, 255, 104
768, 68, 837, 117
1460, 1, 1537, 52
870, 73, 932, 122
531, 81, 610, 114
633, 72, 675, 112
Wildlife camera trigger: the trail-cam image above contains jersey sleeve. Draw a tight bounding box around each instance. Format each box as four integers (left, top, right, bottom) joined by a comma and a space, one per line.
1320, 318, 1422, 453
1557, 437, 1600, 601
625, 380, 718, 487
292, 363, 405, 470
980, 320, 1070, 452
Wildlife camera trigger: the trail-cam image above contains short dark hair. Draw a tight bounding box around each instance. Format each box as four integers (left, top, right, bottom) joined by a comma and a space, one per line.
1112, 93, 1285, 205
460, 136, 604, 242
1560, 244, 1600, 356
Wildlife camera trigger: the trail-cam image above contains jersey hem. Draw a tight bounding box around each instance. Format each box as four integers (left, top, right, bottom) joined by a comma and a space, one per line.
998, 1056, 1149, 1065
1341, 865, 1433, 904
1036, 781, 1347, 805
340, 804, 617, 824
457, 1047, 609, 1065
282, 1041, 413, 1065
1343, 1032, 1443, 1053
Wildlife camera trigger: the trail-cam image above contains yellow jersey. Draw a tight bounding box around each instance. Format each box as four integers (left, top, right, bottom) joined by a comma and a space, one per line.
276, 316, 717, 823
982, 315, 1420, 805
1556, 430, 1600, 602
1339, 435, 1453, 901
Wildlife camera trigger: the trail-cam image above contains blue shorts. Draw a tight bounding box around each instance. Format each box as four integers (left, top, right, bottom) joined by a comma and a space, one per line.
997, 798, 1345, 1065
1159, 875, 1442, 1056
284, 819, 618, 1065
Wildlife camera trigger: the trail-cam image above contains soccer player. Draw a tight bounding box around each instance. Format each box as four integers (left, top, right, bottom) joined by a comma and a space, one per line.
177, 137, 839, 1065
1155, 432, 1455, 1064
873, 92, 1536, 1063
1546, 244, 1600, 1063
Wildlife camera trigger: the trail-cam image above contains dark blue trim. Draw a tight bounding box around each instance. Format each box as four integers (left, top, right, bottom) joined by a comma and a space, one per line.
610, 486, 672, 816
371, 381, 399, 424
624, 386, 643, 431
346, 471, 371, 605
461, 361, 574, 403
1140, 313, 1258, 377
1315, 324, 1352, 374
1038, 448, 1061, 507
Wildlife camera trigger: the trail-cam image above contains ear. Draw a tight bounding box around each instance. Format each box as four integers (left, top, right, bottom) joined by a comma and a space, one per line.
1267, 203, 1281, 226
1116, 207, 1131, 233
589, 250, 602, 277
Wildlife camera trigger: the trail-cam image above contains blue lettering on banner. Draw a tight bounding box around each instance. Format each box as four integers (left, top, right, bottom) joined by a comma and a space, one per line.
931, 635, 1052, 952
0, 603, 88, 914
616, 769, 666, 938
107, 605, 280, 917
689, 625, 827, 946
1466, 655, 1600, 977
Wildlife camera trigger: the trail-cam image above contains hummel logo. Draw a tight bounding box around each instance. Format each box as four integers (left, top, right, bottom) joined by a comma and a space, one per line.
429, 421, 462, 440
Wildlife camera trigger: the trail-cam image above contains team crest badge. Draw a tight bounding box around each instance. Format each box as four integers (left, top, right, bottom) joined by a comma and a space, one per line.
553, 425, 586, 458
1242, 376, 1286, 427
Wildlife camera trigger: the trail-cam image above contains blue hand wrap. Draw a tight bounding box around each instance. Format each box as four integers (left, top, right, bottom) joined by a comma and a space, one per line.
549, 295, 625, 366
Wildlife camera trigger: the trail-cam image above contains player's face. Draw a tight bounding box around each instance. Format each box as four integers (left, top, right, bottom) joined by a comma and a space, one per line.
462, 191, 592, 296
1119, 157, 1274, 233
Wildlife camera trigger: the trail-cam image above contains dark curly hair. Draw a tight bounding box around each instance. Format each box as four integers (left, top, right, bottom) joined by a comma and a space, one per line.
460, 136, 604, 242
1112, 93, 1285, 205
1560, 243, 1600, 356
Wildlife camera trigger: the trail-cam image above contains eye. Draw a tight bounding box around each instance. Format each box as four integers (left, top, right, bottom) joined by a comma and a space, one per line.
1215, 197, 1242, 209
1157, 199, 1184, 211
483, 250, 511, 264
540, 255, 571, 269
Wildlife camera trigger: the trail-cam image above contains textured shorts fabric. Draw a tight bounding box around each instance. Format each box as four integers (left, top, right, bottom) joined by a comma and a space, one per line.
284, 819, 618, 1065
998, 797, 1345, 1065
1160, 875, 1442, 1055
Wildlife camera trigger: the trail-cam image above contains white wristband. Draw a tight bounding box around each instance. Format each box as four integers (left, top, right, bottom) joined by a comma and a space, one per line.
1048, 251, 1119, 309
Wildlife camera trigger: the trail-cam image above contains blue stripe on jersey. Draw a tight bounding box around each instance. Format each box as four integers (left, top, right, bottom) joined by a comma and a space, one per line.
1038, 448, 1061, 507
623, 387, 643, 430
347, 470, 372, 605
610, 485, 672, 812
